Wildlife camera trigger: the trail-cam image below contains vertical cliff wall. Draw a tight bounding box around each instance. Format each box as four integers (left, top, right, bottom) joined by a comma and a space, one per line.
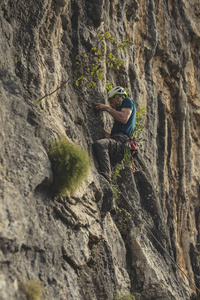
0, 0, 200, 299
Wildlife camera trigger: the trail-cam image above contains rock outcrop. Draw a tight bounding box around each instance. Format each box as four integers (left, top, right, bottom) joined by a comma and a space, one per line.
0, 0, 200, 299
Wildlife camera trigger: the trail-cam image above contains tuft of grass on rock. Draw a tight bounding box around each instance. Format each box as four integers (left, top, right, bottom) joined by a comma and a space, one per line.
48, 136, 90, 196
22, 278, 45, 300
114, 290, 135, 300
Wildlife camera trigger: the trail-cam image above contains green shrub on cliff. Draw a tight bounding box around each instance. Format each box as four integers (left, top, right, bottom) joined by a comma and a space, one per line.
48, 136, 90, 196
114, 290, 135, 300
22, 278, 45, 300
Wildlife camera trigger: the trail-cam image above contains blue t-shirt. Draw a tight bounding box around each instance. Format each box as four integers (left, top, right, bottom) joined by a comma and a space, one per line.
111, 97, 136, 138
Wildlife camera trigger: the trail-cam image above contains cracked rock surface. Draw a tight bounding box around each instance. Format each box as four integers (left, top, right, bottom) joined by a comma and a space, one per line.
0, 0, 200, 299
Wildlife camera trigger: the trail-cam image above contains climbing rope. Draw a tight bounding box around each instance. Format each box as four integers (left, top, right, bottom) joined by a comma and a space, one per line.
119, 191, 200, 294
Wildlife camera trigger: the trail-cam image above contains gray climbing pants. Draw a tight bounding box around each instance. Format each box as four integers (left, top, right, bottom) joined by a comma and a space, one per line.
93, 133, 129, 181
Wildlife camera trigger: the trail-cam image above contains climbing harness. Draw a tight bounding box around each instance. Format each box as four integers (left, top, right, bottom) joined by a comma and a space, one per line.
118, 191, 200, 294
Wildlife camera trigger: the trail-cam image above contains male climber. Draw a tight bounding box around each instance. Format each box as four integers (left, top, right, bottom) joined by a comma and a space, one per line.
93, 86, 136, 184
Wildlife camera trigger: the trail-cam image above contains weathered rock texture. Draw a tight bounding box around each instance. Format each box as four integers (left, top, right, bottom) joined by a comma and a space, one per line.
0, 0, 200, 299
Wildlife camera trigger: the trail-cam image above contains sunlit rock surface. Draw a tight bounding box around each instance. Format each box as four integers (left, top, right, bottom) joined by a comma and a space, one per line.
0, 0, 200, 299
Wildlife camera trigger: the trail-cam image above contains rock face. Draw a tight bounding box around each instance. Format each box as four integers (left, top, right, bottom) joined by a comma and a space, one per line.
0, 0, 200, 299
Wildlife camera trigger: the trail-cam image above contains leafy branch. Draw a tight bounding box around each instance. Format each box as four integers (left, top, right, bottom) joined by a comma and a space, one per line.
35, 31, 133, 104
75, 31, 133, 88
132, 106, 146, 146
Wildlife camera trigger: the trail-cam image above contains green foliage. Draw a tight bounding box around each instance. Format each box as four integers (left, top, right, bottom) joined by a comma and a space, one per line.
35, 31, 133, 103
76, 75, 84, 86
22, 278, 46, 300
111, 106, 146, 201
106, 80, 114, 93
111, 161, 125, 201
123, 143, 134, 166
75, 31, 133, 88
124, 87, 131, 97
131, 105, 146, 146
111, 106, 146, 202
48, 136, 90, 196
116, 207, 132, 233
114, 290, 135, 300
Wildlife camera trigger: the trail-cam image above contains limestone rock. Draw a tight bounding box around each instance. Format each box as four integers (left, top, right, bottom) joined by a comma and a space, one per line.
0, 0, 200, 299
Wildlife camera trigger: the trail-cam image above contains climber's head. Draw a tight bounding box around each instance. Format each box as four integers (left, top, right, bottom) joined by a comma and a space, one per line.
107, 86, 127, 108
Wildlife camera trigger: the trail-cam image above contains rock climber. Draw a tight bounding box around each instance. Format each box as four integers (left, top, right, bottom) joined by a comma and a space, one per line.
93, 86, 136, 184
